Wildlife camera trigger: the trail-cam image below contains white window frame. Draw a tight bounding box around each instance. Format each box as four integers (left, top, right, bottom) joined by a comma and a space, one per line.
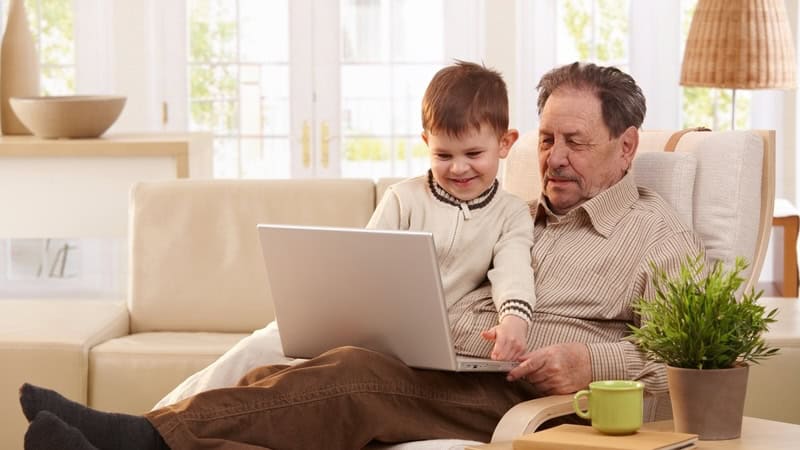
51, 1, 486, 182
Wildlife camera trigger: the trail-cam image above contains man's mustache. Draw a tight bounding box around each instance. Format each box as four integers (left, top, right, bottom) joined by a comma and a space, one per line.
543, 171, 579, 183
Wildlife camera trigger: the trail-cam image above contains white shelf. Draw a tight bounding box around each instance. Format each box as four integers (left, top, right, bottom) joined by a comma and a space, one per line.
0, 132, 213, 238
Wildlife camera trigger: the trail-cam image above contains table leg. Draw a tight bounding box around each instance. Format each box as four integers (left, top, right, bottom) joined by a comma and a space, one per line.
773, 215, 799, 297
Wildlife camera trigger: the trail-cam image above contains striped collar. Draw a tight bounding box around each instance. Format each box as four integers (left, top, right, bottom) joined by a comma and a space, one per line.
535, 174, 639, 238
427, 170, 499, 210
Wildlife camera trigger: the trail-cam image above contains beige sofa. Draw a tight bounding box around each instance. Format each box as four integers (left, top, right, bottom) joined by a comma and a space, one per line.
1, 129, 799, 450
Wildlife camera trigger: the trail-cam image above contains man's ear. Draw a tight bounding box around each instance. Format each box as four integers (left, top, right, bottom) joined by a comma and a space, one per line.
619, 126, 638, 167
498, 129, 519, 158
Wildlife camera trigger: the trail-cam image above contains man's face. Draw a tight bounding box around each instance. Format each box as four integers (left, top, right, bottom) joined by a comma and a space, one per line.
424, 125, 517, 201
537, 88, 636, 214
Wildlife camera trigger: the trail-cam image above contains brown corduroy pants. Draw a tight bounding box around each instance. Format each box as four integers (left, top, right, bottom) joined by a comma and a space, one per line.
145, 346, 540, 450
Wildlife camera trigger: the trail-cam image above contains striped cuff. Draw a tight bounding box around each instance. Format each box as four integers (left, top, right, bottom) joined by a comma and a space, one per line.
498, 299, 533, 326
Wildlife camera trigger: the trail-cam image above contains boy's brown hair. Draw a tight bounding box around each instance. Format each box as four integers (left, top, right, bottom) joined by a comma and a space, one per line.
421, 60, 509, 139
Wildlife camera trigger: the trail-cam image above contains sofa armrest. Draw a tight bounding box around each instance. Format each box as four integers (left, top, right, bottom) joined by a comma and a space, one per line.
0, 299, 129, 450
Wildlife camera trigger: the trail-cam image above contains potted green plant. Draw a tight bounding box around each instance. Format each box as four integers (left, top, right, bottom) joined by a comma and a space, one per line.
628, 254, 779, 440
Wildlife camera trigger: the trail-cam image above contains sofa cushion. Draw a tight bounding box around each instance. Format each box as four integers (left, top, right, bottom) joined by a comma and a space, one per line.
89, 331, 248, 414
129, 179, 377, 333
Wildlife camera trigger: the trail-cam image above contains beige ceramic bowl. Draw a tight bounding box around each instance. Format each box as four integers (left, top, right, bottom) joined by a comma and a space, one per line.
9, 95, 126, 139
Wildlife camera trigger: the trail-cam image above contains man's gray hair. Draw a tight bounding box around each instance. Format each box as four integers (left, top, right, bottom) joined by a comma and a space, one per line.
536, 62, 646, 138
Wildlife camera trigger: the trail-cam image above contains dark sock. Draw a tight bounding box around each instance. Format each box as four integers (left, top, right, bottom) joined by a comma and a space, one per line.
19, 383, 169, 450
25, 411, 98, 450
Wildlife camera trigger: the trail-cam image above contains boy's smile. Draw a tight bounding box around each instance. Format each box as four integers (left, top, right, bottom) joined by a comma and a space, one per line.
423, 125, 517, 202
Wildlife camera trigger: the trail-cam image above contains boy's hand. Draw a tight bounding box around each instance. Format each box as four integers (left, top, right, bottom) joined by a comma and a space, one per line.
480, 315, 528, 361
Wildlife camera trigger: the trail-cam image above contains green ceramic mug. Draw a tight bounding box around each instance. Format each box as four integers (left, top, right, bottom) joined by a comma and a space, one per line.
573, 380, 644, 435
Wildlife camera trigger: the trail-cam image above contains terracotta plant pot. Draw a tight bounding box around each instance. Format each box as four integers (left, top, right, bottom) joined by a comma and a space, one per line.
666, 364, 749, 440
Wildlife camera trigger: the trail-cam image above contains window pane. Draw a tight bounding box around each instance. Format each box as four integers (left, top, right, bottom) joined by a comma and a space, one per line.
188, 0, 290, 178
394, 136, 429, 177
260, 65, 290, 135
342, 65, 392, 136
189, 0, 237, 62
596, 0, 628, 65
558, 0, 593, 61
341, 136, 391, 177
341, 0, 388, 62
340, 0, 448, 178
190, 64, 238, 99
15, 0, 76, 95
190, 99, 237, 134
557, 0, 629, 67
343, 98, 392, 135
38, 0, 74, 65
240, 137, 290, 178
212, 138, 240, 178
41, 66, 75, 95
240, 0, 288, 62
341, 65, 391, 98
391, 0, 443, 62
391, 64, 439, 134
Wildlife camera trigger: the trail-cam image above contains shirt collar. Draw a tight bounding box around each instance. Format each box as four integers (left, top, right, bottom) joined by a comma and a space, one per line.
427, 170, 498, 210
534, 173, 639, 238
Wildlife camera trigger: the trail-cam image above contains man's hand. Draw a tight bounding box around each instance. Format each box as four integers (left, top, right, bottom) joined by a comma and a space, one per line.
506, 343, 592, 395
480, 315, 528, 361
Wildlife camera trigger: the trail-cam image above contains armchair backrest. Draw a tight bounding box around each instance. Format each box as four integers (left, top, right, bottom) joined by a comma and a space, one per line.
501, 129, 775, 293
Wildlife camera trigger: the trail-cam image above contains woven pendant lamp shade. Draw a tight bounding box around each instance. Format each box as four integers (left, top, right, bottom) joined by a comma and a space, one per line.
681, 0, 797, 90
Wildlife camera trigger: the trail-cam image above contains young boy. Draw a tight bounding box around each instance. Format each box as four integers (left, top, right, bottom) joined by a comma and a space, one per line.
368, 60, 535, 362
144, 61, 534, 410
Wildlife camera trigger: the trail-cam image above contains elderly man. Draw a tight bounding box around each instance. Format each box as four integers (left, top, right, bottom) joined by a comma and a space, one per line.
19, 62, 703, 450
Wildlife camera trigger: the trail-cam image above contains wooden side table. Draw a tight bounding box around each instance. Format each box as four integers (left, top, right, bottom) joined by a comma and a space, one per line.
773, 199, 799, 297
467, 416, 800, 450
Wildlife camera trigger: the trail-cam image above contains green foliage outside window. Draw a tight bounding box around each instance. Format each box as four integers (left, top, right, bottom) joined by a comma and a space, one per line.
595, 1, 627, 62
16, 0, 75, 95
189, 0, 238, 132
562, 0, 627, 63
344, 138, 427, 162
562, 1, 591, 59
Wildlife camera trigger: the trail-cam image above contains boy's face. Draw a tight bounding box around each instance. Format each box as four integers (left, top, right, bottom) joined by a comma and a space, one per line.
423, 125, 518, 201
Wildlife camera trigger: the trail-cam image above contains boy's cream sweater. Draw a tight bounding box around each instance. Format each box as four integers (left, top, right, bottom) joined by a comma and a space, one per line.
367, 172, 535, 325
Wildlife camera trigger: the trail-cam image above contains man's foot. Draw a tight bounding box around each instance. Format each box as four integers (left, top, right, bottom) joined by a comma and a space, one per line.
25, 411, 98, 450
19, 383, 168, 450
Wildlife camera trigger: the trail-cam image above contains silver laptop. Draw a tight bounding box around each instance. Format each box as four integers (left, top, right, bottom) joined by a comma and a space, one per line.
257, 224, 518, 372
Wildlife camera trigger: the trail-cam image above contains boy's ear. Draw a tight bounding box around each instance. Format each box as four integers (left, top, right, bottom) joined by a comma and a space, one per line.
498, 129, 519, 158
421, 131, 429, 146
